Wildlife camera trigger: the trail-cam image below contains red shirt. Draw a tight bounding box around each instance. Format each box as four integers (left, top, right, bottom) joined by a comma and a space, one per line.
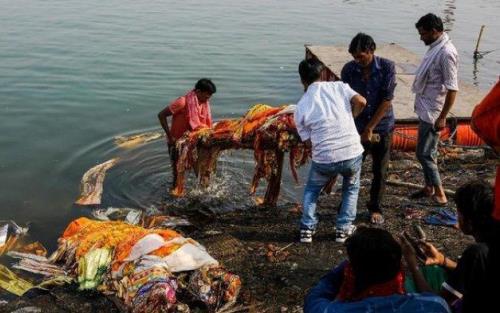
167, 96, 211, 141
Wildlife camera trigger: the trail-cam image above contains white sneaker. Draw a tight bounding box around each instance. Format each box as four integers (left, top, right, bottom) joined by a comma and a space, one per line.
300, 229, 315, 243
335, 225, 357, 243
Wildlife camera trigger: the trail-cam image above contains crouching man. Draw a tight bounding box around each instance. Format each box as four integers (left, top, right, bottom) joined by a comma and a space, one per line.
294, 58, 366, 243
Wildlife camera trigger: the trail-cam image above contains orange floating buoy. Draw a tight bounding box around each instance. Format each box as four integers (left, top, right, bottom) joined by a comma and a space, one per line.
455, 123, 484, 146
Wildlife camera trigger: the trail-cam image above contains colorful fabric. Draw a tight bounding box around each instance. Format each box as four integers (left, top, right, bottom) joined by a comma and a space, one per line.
337, 262, 405, 302
172, 103, 311, 199
188, 267, 241, 310
77, 248, 112, 290
131, 278, 178, 313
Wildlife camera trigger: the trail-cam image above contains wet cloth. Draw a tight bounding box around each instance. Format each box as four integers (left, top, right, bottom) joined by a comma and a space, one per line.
470, 80, 500, 220
413, 33, 459, 124
294, 81, 364, 163
75, 158, 119, 205
304, 261, 450, 313
342, 55, 397, 135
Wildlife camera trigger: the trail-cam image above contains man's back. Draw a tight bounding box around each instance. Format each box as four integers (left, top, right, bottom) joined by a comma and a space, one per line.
294, 81, 363, 163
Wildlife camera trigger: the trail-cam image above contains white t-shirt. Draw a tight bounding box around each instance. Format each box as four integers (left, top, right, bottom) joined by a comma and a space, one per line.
294, 81, 364, 163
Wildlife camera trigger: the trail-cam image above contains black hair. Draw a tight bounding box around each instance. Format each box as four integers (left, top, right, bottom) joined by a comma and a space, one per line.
195, 78, 216, 94
415, 13, 444, 32
348, 33, 376, 54
298, 59, 324, 85
455, 180, 494, 231
345, 227, 402, 292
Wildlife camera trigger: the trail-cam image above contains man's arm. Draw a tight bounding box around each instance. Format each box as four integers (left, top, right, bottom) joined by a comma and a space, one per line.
361, 61, 397, 142
304, 261, 347, 313
351, 94, 367, 118
435, 52, 459, 130
435, 90, 457, 130
361, 99, 392, 142
158, 107, 174, 145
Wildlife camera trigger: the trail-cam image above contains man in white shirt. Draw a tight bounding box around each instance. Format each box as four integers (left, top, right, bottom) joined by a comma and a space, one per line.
411, 13, 459, 206
294, 58, 367, 243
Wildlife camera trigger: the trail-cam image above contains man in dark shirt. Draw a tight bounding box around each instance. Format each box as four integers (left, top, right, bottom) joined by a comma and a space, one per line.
341, 33, 397, 224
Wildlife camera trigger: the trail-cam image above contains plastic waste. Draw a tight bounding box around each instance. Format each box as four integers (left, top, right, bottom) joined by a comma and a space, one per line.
0, 264, 33, 296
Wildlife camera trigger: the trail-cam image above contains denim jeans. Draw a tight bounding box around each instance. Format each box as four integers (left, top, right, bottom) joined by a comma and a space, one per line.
300, 154, 363, 232
416, 120, 442, 187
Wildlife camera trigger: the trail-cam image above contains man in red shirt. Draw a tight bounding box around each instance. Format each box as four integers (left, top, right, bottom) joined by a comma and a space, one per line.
158, 78, 216, 189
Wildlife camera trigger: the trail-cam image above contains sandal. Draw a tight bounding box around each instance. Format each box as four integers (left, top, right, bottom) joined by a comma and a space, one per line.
432, 195, 448, 207
370, 212, 385, 225
410, 189, 434, 199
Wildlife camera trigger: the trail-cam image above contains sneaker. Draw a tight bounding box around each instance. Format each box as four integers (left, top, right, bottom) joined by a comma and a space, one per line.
300, 229, 315, 243
335, 225, 357, 243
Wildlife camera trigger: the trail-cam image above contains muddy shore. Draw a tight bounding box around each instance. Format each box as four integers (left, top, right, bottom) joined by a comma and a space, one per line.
1, 150, 496, 313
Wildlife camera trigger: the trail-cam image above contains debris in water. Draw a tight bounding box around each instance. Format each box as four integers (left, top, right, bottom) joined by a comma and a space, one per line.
114, 131, 163, 149
75, 158, 119, 205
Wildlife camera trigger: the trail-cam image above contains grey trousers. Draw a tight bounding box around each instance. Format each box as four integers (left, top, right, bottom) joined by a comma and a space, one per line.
416, 120, 442, 187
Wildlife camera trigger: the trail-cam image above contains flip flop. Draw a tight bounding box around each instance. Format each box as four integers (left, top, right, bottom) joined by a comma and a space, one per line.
431, 195, 448, 207
370, 212, 385, 225
410, 189, 434, 199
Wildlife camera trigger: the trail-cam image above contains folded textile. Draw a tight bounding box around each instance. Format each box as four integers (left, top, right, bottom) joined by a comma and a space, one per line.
424, 208, 458, 226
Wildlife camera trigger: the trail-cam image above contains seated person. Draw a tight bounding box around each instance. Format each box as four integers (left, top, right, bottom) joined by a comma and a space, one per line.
403, 181, 500, 313
304, 227, 450, 313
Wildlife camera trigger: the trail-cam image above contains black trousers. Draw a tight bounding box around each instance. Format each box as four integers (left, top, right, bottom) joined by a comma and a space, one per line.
169, 146, 179, 189
362, 132, 393, 213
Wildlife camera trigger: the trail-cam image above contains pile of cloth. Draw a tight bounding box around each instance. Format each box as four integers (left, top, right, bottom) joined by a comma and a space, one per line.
9, 218, 241, 313
173, 104, 311, 203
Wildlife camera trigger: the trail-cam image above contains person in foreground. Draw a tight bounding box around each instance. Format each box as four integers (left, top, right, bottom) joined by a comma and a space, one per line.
158, 79, 216, 190
411, 13, 459, 206
304, 227, 450, 313
341, 33, 397, 225
294, 58, 367, 243
401, 181, 500, 313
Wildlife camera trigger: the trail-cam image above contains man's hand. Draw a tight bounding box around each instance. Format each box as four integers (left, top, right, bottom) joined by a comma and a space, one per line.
434, 117, 446, 131
398, 234, 419, 270
361, 128, 373, 143
418, 241, 445, 266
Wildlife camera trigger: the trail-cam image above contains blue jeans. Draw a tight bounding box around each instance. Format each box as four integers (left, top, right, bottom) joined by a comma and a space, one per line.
416, 120, 442, 187
300, 154, 362, 232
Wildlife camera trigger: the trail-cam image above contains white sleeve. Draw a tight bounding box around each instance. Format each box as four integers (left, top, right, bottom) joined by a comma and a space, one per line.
342, 82, 359, 104
294, 103, 311, 141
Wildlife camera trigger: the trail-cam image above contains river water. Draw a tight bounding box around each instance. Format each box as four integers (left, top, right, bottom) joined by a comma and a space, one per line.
1, 0, 499, 248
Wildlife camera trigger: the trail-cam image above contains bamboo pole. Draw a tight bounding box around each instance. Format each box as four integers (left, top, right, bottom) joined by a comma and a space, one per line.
473, 25, 485, 59
386, 179, 455, 196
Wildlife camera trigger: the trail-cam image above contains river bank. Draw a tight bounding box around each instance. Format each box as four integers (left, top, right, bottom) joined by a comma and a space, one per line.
0, 150, 496, 313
